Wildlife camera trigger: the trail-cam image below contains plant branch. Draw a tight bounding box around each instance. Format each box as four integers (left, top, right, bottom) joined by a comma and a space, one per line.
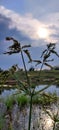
20, 49, 31, 93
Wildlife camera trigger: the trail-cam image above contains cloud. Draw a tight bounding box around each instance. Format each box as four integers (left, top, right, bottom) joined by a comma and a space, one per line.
0, 6, 43, 40
0, 6, 52, 43
0, 15, 33, 54
0, 5, 59, 47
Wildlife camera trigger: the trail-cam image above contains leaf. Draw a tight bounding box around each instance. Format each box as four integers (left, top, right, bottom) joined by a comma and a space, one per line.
35, 84, 50, 95
6, 37, 21, 50
3, 50, 20, 55
22, 45, 31, 49
44, 62, 53, 69
6, 37, 13, 41
32, 60, 42, 66
6, 37, 18, 43
41, 49, 47, 58
50, 50, 59, 57
5, 37, 21, 54
24, 49, 32, 62
45, 109, 53, 120
9, 43, 21, 51
47, 43, 55, 49
33, 60, 41, 63
35, 63, 41, 66
43, 52, 50, 61
45, 59, 54, 62
3, 51, 13, 55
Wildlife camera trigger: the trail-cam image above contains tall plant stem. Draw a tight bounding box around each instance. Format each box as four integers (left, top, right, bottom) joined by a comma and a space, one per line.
21, 49, 32, 130
28, 94, 33, 130
38, 62, 44, 78
21, 50, 30, 85
53, 122, 55, 130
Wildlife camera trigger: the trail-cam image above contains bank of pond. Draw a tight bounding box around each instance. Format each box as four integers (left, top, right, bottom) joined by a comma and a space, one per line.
0, 92, 59, 130
0, 84, 59, 130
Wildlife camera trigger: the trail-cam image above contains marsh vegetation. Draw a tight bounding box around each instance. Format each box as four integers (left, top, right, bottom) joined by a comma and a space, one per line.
0, 37, 59, 130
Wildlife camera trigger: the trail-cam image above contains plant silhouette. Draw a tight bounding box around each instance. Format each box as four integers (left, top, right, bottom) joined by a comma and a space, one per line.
4, 37, 59, 130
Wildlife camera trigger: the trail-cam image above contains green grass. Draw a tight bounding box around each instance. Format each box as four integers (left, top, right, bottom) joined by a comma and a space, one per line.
5, 96, 16, 109
4, 92, 58, 109
0, 115, 5, 130
4, 94, 29, 109
16, 94, 29, 107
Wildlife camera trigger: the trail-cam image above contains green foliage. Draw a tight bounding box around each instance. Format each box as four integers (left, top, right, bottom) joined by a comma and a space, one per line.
5, 96, 16, 109
3, 37, 59, 130
4, 92, 58, 108
16, 94, 28, 107
0, 115, 5, 130
32, 92, 58, 105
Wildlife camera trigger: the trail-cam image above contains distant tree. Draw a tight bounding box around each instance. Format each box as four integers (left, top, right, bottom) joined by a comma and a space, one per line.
29, 66, 34, 71
0, 68, 3, 73
53, 66, 59, 70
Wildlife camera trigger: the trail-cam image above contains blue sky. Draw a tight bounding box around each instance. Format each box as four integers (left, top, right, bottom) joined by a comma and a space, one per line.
0, 0, 59, 70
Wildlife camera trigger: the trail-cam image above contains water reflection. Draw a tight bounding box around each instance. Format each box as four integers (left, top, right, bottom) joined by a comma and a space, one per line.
0, 84, 59, 98
43, 116, 53, 129
0, 88, 18, 98
35, 85, 59, 96
39, 104, 59, 130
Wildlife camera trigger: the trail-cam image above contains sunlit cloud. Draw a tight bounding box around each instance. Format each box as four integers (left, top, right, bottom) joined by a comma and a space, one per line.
0, 5, 59, 47
0, 6, 50, 42
0, 6, 43, 40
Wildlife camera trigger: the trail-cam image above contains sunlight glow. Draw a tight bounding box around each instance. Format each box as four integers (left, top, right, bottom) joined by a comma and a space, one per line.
45, 117, 53, 129
37, 27, 49, 39
46, 118, 53, 126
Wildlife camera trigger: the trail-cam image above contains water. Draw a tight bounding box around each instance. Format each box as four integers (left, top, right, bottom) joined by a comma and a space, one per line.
0, 85, 59, 98
0, 88, 18, 98
35, 85, 59, 95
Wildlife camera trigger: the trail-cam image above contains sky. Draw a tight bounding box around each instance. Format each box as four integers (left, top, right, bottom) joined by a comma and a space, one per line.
0, 0, 59, 70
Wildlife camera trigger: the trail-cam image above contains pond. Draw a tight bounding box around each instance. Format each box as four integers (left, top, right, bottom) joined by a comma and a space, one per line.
35, 84, 59, 95
0, 84, 59, 98
0, 88, 18, 98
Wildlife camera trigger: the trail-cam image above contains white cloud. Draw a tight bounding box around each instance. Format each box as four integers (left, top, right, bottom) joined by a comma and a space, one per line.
0, 6, 50, 40
0, 6, 59, 46
0, 6, 43, 40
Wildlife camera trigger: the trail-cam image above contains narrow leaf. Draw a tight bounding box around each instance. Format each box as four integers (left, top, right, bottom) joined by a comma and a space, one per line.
35, 84, 50, 95
32, 60, 42, 66
6, 37, 18, 44
3, 51, 13, 55
24, 49, 32, 62
33, 60, 42, 63
44, 109, 53, 120
50, 50, 59, 57
3, 50, 20, 55
22, 45, 31, 49
47, 43, 55, 49
44, 62, 53, 69
6, 37, 13, 41
45, 59, 54, 62
43, 53, 50, 61
41, 49, 47, 58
